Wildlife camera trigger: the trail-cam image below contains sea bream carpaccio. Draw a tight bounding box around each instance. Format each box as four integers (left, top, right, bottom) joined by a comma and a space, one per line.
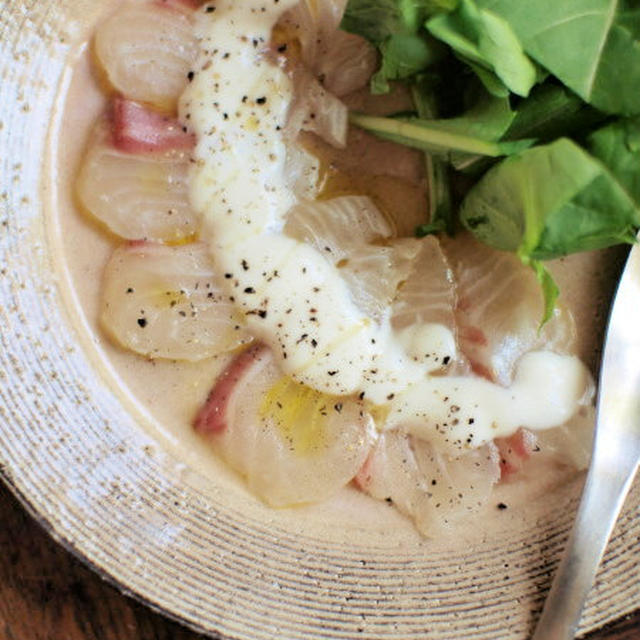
83, 0, 595, 535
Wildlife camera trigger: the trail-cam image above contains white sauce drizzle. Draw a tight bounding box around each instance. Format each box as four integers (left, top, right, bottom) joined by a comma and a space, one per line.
386, 352, 593, 454
179, 0, 593, 449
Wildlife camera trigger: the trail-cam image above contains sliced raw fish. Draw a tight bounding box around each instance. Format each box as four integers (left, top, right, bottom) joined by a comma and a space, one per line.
495, 428, 538, 478
392, 236, 457, 332
112, 98, 195, 153
284, 195, 392, 262
195, 345, 375, 506
285, 196, 419, 320
316, 30, 378, 97
341, 240, 419, 322
286, 70, 348, 148
94, 2, 198, 110
283, 143, 321, 201
444, 233, 577, 384
101, 242, 249, 361
77, 125, 198, 242
497, 406, 595, 480
277, 0, 348, 68
356, 430, 500, 537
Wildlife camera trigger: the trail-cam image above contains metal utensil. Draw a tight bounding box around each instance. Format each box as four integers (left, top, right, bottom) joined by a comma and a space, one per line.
532, 242, 640, 640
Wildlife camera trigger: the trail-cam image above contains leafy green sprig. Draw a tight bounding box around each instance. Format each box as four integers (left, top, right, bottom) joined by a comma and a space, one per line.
342, 0, 640, 321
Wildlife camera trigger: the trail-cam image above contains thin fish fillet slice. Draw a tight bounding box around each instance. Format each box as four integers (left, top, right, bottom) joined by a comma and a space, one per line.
286, 69, 349, 148
101, 242, 250, 361
195, 345, 375, 507
111, 98, 195, 153
497, 405, 595, 480
77, 126, 199, 243
277, 0, 376, 97
444, 233, 577, 385
356, 430, 500, 537
278, 0, 348, 68
534, 404, 594, 470
285, 196, 419, 320
94, 2, 198, 111
392, 236, 457, 332
283, 143, 321, 200
341, 240, 420, 322
316, 30, 378, 97
284, 195, 392, 262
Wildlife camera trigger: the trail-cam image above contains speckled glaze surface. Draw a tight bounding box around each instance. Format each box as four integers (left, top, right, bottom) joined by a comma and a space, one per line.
1, 2, 639, 639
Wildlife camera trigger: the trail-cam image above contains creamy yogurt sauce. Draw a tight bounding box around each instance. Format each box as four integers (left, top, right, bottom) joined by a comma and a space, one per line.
179, 0, 592, 446
386, 352, 591, 453
181, 0, 432, 403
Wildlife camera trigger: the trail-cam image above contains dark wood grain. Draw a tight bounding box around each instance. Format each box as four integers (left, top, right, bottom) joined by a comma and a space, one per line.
0, 481, 637, 640
0, 482, 209, 640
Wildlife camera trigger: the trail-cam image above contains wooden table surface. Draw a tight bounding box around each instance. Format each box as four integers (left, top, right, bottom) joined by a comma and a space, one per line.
1, 481, 638, 640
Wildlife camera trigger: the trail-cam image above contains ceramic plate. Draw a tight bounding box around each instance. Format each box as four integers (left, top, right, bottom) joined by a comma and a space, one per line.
1, 2, 639, 638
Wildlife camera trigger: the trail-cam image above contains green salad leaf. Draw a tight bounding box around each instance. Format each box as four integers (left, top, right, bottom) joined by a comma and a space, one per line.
503, 83, 606, 143
426, 0, 538, 97
411, 77, 455, 235
341, 0, 449, 42
340, 0, 416, 43
459, 133, 640, 316
349, 96, 533, 160
342, 0, 454, 93
460, 137, 640, 260
530, 260, 559, 325
586, 116, 640, 200
372, 32, 444, 93
343, 0, 640, 321
478, 0, 640, 115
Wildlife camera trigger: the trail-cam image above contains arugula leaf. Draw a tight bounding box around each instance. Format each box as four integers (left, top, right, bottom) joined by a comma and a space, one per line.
460, 133, 640, 318
460, 138, 640, 260
349, 112, 532, 157
342, 0, 640, 319
478, 0, 640, 115
349, 96, 533, 162
586, 116, 640, 199
504, 83, 607, 143
341, 0, 457, 41
411, 77, 455, 234
341, 0, 411, 44
372, 33, 445, 93
529, 259, 559, 325
342, 0, 454, 93
423, 94, 529, 170
426, 0, 538, 97
463, 59, 510, 98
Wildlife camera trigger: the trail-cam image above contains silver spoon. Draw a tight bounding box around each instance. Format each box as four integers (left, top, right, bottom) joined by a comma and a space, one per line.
532, 242, 640, 640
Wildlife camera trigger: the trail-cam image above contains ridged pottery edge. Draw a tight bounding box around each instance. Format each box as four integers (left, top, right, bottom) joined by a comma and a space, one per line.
1, 2, 639, 639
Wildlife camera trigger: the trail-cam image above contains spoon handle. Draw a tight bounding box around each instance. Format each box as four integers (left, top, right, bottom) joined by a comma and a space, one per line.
532, 241, 640, 640
531, 451, 639, 640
